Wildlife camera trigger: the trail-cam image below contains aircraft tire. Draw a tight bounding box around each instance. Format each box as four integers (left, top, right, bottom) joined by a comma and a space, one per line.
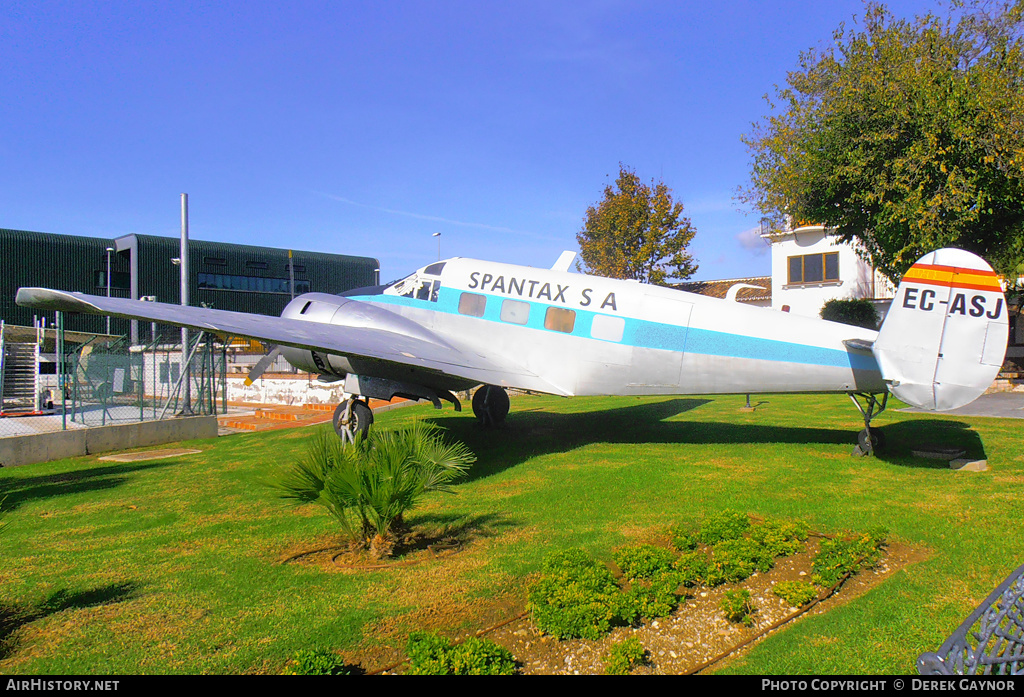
857, 428, 885, 455
333, 399, 373, 440
472, 385, 509, 427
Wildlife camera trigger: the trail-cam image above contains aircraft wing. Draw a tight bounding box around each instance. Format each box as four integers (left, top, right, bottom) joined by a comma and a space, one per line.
15, 287, 570, 395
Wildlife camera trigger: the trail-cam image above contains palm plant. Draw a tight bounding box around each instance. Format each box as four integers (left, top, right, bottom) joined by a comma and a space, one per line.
275, 422, 475, 558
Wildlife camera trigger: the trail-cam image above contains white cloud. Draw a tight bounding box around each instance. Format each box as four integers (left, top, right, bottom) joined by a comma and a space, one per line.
736, 225, 769, 256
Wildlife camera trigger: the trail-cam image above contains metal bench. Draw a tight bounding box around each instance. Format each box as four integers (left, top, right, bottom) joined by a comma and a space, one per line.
917, 563, 1024, 675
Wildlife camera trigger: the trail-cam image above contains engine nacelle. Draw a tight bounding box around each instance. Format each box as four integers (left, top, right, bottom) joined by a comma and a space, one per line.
276, 292, 446, 380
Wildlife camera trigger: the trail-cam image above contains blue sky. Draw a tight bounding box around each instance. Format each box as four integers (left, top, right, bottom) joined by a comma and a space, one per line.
1, 0, 945, 284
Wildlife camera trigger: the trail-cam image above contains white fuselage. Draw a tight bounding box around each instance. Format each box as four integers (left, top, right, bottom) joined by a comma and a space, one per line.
332, 258, 885, 397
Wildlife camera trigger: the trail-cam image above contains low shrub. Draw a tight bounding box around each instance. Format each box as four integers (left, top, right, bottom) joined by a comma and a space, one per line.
820, 298, 880, 329
673, 551, 710, 587
749, 519, 809, 557
604, 636, 648, 675
721, 589, 755, 627
281, 648, 356, 675
669, 524, 698, 551
528, 549, 624, 640
617, 571, 682, 623
811, 528, 887, 587
406, 632, 516, 675
705, 538, 774, 586
613, 544, 677, 580
697, 510, 750, 545
772, 580, 818, 608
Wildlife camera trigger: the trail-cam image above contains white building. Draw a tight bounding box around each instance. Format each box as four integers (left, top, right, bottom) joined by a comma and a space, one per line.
761, 223, 895, 322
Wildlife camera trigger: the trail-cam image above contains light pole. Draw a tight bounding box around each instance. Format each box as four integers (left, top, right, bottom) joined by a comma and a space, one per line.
179, 193, 194, 416
105, 247, 114, 334
432, 232, 441, 261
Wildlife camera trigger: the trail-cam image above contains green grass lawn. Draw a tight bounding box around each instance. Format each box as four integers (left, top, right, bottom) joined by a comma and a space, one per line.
1, 393, 1021, 674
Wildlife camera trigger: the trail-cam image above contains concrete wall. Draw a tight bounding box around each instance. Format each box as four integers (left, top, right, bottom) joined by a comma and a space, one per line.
0, 415, 218, 468
226, 374, 347, 406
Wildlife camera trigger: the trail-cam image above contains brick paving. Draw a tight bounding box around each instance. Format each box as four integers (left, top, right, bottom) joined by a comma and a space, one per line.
217, 398, 404, 432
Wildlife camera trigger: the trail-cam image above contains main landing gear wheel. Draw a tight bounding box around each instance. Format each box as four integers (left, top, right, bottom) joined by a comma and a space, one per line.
472, 385, 509, 427
333, 399, 373, 443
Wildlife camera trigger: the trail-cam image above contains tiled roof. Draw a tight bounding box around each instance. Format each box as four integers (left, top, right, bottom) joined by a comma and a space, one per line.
673, 276, 772, 303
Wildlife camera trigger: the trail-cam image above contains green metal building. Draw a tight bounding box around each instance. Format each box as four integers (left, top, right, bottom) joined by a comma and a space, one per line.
1, 228, 379, 341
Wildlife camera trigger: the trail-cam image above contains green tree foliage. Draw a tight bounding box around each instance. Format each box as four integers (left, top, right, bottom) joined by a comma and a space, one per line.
577, 164, 698, 285
274, 422, 475, 558
820, 298, 881, 329
741, 1, 1024, 283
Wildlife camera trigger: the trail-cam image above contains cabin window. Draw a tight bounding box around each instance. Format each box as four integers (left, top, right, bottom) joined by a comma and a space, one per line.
590, 314, 625, 342
787, 252, 839, 284
424, 261, 447, 276
544, 307, 576, 333
416, 282, 432, 301
458, 292, 487, 317
500, 299, 530, 325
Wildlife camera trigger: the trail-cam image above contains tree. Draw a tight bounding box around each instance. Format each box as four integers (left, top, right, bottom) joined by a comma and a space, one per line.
577, 165, 698, 285
741, 1, 1024, 284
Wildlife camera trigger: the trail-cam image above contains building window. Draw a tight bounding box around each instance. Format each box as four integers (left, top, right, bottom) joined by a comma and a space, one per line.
788, 252, 839, 284
500, 299, 530, 325
204, 257, 228, 266
245, 261, 269, 270
197, 272, 309, 294
544, 307, 576, 333
458, 292, 486, 317
95, 270, 131, 290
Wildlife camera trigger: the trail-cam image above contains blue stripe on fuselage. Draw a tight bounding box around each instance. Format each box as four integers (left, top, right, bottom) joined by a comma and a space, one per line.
349, 289, 876, 371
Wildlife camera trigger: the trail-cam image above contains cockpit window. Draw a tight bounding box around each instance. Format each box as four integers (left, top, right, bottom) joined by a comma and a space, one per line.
386, 262, 445, 302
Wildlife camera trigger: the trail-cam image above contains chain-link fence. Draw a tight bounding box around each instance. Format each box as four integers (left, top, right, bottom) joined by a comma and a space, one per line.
1, 317, 225, 438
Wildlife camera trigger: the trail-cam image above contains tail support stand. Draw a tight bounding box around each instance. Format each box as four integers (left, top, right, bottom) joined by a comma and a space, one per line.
848, 392, 888, 457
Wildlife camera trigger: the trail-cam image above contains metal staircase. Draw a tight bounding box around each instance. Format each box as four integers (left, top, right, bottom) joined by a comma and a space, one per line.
0, 325, 41, 414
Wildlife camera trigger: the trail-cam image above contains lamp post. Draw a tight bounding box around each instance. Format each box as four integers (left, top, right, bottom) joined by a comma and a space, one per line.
105, 247, 114, 335
432, 232, 441, 261
179, 193, 194, 416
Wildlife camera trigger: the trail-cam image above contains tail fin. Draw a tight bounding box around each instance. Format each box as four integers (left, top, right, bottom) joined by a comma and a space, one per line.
872, 248, 1008, 411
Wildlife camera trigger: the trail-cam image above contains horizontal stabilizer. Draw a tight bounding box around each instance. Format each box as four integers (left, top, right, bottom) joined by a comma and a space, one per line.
872, 249, 1008, 411
842, 338, 874, 352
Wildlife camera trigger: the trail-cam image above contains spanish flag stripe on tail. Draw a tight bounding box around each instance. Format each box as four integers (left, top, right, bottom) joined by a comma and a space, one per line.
902, 263, 1003, 292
